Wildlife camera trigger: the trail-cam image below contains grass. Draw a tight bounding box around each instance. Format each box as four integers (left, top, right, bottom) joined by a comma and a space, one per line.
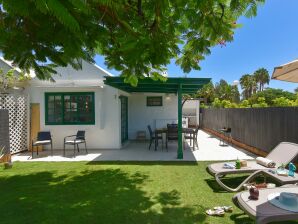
0, 161, 297, 224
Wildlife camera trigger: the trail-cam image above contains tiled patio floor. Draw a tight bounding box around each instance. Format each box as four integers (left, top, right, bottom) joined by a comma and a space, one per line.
12, 130, 255, 162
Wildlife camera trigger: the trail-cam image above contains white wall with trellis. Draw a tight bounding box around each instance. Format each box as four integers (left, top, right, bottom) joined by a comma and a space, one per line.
0, 93, 29, 154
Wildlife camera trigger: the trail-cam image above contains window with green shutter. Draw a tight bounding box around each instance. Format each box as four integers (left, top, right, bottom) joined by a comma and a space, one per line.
45, 92, 95, 125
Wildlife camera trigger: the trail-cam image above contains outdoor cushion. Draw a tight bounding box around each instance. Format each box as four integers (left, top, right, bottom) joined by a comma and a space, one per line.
33, 140, 51, 145
65, 140, 84, 144
208, 160, 270, 176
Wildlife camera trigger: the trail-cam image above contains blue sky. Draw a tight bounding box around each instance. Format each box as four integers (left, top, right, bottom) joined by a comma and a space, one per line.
95, 1, 298, 92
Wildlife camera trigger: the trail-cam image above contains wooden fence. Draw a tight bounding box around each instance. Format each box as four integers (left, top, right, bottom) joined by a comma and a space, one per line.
201, 107, 298, 154
0, 109, 10, 154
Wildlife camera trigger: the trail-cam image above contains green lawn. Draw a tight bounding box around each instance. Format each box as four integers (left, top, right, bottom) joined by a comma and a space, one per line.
0, 161, 297, 224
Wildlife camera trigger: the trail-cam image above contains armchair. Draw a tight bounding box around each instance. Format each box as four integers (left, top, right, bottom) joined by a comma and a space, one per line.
32, 131, 53, 158
63, 131, 87, 157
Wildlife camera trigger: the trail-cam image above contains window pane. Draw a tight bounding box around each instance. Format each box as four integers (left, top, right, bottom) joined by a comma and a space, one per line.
46, 94, 63, 123
147, 96, 162, 106
47, 109, 55, 122
48, 96, 55, 109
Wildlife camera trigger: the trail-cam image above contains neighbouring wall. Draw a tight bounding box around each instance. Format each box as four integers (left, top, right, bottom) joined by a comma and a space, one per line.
201, 107, 298, 155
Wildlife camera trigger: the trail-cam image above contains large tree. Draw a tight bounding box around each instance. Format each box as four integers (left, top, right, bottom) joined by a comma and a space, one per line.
249, 88, 297, 106
253, 68, 270, 91
196, 82, 215, 103
212, 79, 240, 102
0, 0, 264, 84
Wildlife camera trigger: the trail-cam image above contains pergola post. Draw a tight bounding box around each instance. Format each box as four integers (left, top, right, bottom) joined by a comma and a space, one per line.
177, 84, 183, 159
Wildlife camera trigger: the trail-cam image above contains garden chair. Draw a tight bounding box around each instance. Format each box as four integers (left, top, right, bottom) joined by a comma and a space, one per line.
63, 130, 87, 157
32, 131, 53, 158
207, 142, 298, 192
166, 124, 178, 149
184, 126, 199, 150
219, 127, 232, 146
147, 125, 162, 150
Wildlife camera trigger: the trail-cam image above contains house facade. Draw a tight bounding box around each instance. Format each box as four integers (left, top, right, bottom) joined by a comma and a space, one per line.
1, 58, 209, 157
28, 61, 179, 150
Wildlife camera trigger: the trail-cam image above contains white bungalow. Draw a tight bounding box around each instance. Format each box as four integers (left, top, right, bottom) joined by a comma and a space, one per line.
0, 58, 210, 158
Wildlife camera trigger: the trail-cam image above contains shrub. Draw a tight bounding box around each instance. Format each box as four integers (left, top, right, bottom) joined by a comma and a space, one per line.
272, 97, 295, 107
252, 97, 268, 108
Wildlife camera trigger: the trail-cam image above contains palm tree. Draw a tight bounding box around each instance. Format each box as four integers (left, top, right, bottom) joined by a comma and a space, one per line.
254, 68, 270, 91
240, 74, 257, 99
196, 82, 215, 103
211, 79, 240, 102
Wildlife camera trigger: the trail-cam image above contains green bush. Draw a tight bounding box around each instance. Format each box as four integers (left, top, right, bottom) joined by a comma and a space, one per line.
272, 97, 296, 107
252, 97, 268, 108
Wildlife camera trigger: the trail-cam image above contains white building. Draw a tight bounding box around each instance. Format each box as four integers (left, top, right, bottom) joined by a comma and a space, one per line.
1, 58, 210, 157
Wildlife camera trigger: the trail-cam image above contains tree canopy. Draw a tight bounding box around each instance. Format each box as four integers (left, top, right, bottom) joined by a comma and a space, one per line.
0, 0, 264, 85
249, 88, 297, 105
196, 78, 240, 103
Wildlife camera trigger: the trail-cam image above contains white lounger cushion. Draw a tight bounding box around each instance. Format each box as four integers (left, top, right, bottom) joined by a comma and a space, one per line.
65, 140, 84, 144
33, 140, 51, 145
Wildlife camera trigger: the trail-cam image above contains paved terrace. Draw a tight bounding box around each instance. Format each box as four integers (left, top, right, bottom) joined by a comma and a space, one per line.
12, 130, 255, 162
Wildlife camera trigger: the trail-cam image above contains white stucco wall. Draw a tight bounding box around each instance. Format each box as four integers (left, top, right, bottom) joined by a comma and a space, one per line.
127, 93, 178, 140
28, 61, 123, 150
29, 86, 122, 149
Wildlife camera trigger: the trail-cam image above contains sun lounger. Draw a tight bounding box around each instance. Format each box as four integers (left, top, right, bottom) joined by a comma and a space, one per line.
207, 142, 298, 192
232, 185, 298, 224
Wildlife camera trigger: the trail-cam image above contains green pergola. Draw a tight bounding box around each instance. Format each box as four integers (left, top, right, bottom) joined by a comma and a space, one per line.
104, 76, 211, 159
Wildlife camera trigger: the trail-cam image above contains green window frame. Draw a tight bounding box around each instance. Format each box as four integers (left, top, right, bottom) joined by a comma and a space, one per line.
45, 92, 95, 125
147, 96, 163, 107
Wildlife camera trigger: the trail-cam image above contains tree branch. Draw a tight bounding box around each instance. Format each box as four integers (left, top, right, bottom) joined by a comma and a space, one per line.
137, 0, 143, 16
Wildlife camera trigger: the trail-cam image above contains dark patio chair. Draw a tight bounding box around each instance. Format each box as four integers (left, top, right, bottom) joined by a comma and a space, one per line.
184, 126, 199, 150
32, 131, 53, 158
219, 127, 232, 146
166, 124, 178, 149
64, 131, 87, 157
147, 125, 162, 150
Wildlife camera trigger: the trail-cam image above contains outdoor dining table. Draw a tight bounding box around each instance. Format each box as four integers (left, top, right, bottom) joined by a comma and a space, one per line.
154, 127, 196, 151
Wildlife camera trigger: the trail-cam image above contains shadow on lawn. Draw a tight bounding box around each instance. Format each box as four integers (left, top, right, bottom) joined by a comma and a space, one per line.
0, 168, 206, 224
204, 175, 250, 193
